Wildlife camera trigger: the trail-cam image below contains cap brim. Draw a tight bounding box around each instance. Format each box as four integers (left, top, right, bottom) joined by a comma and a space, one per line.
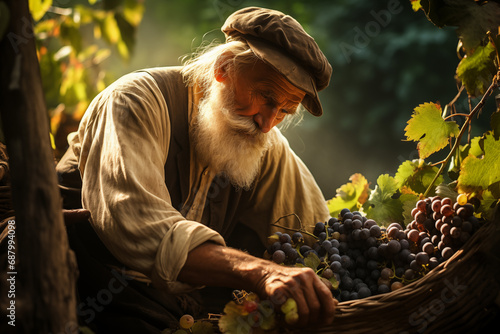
244, 35, 323, 116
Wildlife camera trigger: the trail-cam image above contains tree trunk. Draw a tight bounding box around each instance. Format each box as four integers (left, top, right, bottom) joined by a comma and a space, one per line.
0, 0, 78, 333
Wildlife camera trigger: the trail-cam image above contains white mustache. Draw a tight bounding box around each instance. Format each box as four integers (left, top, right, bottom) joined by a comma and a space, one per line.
224, 111, 261, 137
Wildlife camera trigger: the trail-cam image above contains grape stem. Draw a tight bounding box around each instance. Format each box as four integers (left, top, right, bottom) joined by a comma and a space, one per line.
271, 213, 317, 239
423, 70, 500, 198
442, 113, 470, 121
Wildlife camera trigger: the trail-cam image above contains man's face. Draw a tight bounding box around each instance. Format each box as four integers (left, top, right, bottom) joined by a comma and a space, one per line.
218, 60, 305, 133
193, 59, 305, 189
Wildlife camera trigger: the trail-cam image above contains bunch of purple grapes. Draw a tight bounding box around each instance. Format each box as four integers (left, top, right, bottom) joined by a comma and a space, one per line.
266, 195, 481, 302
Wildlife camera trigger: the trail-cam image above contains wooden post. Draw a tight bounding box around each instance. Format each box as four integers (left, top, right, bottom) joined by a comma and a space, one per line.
0, 0, 78, 333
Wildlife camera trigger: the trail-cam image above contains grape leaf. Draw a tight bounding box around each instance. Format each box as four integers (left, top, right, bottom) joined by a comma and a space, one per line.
450, 136, 484, 179
469, 136, 484, 157
328, 276, 339, 290
418, 0, 500, 51
478, 189, 499, 221
327, 173, 369, 218
395, 160, 444, 195
400, 192, 420, 226
457, 42, 497, 97
404, 102, 459, 159
458, 134, 500, 192
303, 252, 321, 271
491, 111, 500, 140
362, 174, 403, 225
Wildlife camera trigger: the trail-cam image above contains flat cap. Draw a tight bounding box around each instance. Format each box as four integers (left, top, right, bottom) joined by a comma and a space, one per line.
222, 7, 332, 116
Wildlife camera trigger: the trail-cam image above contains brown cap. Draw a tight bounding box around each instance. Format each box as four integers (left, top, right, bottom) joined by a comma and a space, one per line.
222, 7, 332, 116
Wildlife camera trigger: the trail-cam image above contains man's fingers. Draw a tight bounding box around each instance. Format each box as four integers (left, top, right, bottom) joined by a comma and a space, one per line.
290, 287, 309, 327
313, 276, 337, 325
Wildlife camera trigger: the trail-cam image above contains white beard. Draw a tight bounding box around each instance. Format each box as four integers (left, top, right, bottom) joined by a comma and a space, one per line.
192, 82, 275, 190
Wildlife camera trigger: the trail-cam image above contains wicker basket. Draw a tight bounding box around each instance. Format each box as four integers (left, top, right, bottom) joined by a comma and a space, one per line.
301, 210, 500, 334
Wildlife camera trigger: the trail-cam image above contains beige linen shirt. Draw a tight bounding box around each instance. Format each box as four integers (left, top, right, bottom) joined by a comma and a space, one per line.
68, 70, 329, 294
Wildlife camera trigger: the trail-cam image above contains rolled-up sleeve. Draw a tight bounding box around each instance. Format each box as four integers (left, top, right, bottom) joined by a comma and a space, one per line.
74, 72, 224, 293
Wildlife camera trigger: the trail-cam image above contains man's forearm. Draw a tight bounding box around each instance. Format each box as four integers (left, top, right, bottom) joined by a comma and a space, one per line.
177, 242, 269, 294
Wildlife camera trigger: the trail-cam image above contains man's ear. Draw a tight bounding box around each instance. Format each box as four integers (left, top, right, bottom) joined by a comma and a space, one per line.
214, 51, 234, 83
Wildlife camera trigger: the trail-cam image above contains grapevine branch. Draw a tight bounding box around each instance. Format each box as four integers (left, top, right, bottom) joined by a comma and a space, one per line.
423, 71, 500, 198
271, 213, 317, 239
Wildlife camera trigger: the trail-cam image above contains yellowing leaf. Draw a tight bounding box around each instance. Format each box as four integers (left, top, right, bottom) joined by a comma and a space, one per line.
102, 13, 121, 44
117, 39, 129, 60
457, 42, 497, 97
458, 134, 500, 192
88, 0, 98, 4
327, 173, 369, 217
404, 102, 459, 159
29, 0, 52, 22
362, 174, 403, 225
123, 0, 145, 27
411, 0, 422, 12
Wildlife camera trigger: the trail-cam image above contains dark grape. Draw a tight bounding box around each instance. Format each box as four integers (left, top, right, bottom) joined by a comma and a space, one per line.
415, 252, 430, 265
272, 250, 286, 264
387, 239, 401, 255
422, 242, 434, 255
292, 232, 304, 244
314, 222, 325, 236
441, 247, 453, 260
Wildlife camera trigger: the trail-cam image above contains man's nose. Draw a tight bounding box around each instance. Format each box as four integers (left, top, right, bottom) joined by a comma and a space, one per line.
254, 107, 279, 133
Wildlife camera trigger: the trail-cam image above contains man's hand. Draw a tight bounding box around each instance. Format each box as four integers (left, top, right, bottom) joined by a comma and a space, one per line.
253, 263, 337, 327
177, 242, 337, 328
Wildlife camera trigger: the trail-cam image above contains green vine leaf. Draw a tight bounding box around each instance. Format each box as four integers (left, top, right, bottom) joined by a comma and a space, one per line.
418, 0, 500, 52
401, 192, 420, 226
457, 42, 497, 98
458, 133, 500, 192
478, 190, 499, 221
395, 160, 443, 195
303, 252, 321, 271
327, 173, 369, 218
404, 102, 459, 159
29, 0, 53, 22
362, 174, 403, 225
